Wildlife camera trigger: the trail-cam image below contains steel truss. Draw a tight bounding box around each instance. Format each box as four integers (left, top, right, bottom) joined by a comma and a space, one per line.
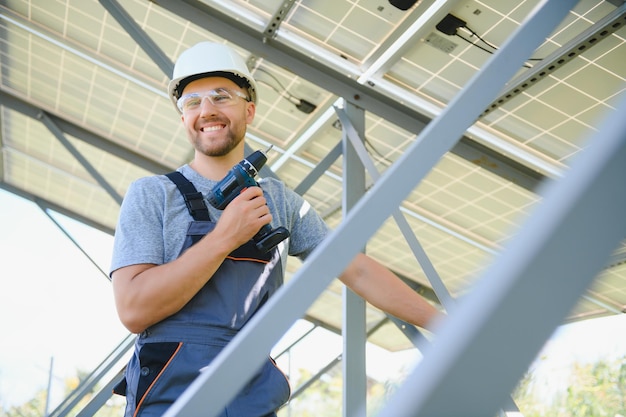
159, 1, 626, 416
11, 0, 625, 415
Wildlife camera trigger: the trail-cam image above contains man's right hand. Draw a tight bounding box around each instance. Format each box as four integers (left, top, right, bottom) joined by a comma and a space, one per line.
212, 186, 273, 251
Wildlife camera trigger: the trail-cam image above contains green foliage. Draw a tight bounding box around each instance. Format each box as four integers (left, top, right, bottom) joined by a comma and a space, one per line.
0, 390, 47, 417
514, 355, 626, 417
279, 367, 343, 417
278, 363, 407, 416
0, 371, 125, 417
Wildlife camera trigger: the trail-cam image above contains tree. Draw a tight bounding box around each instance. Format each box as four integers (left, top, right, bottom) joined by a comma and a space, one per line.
564, 359, 626, 417
278, 361, 411, 416
0, 371, 124, 417
0, 390, 47, 417
513, 355, 626, 417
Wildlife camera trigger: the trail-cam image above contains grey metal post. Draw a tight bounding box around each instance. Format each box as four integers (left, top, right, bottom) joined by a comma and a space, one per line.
334, 107, 454, 311
336, 106, 523, 415
341, 101, 367, 417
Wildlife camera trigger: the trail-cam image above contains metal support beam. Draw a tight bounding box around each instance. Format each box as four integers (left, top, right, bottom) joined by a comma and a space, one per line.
481, 2, 626, 117
0, 183, 115, 234
288, 355, 342, 401
293, 141, 343, 196
162, 0, 575, 415
337, 107, 523, 414
154, 0, 548, 189
262, 0, 297, 41
38, 111, 124, 206
75, 367, 127, 417
377, 85, 626, 417
48, 334, 135, 417
37, 202, 110, 281
341, 102, 367, 417
98, 0, 174, 77
335, 106, 453, 310
0, 89, 172, 174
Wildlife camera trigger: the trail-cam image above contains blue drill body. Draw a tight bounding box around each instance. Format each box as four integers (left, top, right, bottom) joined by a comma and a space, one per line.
208, 157, 261, 210
207, 148, 290, 252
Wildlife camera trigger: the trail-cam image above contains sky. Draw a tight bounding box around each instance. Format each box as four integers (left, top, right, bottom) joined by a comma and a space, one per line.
1, 187, 625, 411
0, 188, 129, 409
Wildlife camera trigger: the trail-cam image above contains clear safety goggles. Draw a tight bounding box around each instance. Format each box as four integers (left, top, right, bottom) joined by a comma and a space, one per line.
177, 88, 250, 113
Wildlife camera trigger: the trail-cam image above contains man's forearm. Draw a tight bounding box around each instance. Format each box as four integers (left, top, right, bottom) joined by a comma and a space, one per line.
339, 253, 440, 330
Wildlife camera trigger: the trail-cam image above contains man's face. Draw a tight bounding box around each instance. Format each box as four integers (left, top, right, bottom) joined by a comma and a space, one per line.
180, 77, 255, 158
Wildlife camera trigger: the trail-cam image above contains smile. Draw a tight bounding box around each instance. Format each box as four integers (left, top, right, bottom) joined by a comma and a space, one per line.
201, 124, 225, 132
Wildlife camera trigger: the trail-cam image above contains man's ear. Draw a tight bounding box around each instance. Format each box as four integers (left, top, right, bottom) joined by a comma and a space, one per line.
245, 101, 256, 124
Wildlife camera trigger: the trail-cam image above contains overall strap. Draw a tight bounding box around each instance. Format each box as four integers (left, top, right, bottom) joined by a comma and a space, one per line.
165, 171, 210, 221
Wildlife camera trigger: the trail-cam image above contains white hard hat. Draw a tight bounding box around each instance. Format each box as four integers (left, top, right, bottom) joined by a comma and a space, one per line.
167, 42, 258, 112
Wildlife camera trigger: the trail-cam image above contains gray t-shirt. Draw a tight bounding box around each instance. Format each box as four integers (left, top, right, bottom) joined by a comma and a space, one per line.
110, 164, 329, 275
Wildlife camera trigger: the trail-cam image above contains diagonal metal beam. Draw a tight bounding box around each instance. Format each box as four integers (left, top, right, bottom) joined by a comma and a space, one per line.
336, 104, 533, 414
161, 0, 575, 415
37, 201, 111, 280
293, 141, 343, 196
48, 334, 135, 417
0, 89, 172, 174
481, 2, 626, 117
337, 105, 526, 414
335, 105, 454, 310
379, 84, 626, 417
337, 102, 522, 412
75, 367, 127, 417
98, 0, 174, 77
38, 111, 124, 205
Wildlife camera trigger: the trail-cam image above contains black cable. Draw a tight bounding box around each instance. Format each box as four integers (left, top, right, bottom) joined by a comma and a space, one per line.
460, 25, 543, 64
254, 67, 317, 113
333, 119, 393, 167
256, 78, 299, 104
254, 67, 300, 104
364, 137, 394, 167
463, 25, 498, 51
456, 30, 535, 69
456, 33, 498, 55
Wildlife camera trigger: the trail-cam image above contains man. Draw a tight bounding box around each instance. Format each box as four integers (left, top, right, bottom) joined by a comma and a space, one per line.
110, 42, 439, 416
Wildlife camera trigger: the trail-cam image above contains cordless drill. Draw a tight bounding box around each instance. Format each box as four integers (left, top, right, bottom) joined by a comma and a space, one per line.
207, 146, 290, 253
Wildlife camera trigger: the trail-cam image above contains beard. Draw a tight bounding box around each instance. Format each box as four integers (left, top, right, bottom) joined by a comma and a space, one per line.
192, 133, 243, 157
189, 118, 245, 157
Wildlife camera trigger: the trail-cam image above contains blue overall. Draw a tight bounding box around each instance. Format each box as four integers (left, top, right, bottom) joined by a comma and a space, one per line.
114, 172, 290, 417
